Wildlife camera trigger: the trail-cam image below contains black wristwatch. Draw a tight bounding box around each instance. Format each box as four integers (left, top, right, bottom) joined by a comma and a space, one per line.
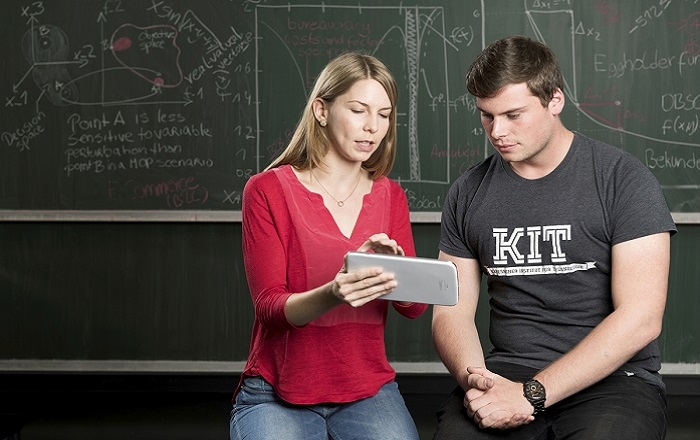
523, 379, 546, 415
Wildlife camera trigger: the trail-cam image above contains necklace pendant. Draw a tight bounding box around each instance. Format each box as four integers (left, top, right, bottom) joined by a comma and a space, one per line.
310, 168, 360, 209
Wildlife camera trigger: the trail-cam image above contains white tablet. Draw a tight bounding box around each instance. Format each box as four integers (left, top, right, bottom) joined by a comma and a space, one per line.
344, 252, 459, 306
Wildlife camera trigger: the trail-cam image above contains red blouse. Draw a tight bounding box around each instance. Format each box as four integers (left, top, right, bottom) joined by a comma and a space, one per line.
237, 165, 428, 404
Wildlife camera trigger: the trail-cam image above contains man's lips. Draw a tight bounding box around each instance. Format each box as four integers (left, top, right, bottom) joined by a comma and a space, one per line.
493, 141, 516, 151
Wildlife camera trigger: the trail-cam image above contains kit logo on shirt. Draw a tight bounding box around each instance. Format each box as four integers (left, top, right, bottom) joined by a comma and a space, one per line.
485, 225, 596, 276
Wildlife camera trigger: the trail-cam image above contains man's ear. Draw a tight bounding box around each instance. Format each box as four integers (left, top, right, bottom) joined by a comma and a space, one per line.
548, 88, 565, 116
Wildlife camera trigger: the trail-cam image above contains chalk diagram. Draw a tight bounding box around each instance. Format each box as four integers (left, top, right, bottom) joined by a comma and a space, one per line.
478, 0, 700, 211
19, 24, 79, 107
254, 4, 464, 185
2, 3, 248, 211
15, 12, 199, 112
522, 4, 699, 150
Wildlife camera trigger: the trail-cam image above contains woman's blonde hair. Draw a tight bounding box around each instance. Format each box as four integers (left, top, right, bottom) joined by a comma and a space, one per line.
265, 52, 398, 179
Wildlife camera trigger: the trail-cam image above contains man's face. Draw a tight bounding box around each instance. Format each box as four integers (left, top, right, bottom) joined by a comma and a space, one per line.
476, 82, 564, 174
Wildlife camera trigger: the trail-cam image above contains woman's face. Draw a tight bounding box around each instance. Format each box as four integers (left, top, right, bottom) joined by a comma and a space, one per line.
317, 78, 392, 164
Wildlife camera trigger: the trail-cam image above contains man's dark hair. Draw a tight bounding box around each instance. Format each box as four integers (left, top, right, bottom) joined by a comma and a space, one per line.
466, 35, 565, 106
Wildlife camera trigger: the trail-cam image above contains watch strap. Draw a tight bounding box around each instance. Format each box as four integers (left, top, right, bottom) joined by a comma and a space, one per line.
523, 379, 546, 415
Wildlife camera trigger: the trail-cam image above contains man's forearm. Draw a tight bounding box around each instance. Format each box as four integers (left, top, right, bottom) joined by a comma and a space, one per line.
432, 314, 485, 389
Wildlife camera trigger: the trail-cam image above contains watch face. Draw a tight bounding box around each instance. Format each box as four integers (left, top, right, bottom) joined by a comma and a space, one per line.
525, 380, 546, 401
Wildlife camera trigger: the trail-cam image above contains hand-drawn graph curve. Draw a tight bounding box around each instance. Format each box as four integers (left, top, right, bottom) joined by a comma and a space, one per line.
480, 0, 700, 212
525, 2, 699, 149
254, 4, 457, 188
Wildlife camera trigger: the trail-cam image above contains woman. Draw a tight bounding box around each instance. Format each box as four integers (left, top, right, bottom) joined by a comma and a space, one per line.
230, 52, 428, 440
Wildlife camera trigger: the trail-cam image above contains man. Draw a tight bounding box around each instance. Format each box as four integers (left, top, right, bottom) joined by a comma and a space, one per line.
432, 35, 676, 440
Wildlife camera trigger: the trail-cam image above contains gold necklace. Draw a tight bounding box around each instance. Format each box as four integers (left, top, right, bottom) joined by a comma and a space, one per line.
311, 169, 362, 208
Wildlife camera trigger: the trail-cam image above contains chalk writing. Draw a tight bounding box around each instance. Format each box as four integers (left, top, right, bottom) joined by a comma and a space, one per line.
645, 148, 700, 171
0, 0, 699, 214
629, 0, 672, 34
1, 111, 46, 151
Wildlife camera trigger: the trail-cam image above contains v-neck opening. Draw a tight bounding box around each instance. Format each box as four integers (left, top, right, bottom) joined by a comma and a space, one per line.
284, 166, 371, 240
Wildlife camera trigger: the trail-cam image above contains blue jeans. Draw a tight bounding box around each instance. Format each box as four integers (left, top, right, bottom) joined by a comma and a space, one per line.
230, 376, 419, 440
432, 363, 667, 440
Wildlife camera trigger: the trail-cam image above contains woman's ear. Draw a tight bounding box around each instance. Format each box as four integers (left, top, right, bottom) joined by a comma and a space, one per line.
312, 98, 328, 126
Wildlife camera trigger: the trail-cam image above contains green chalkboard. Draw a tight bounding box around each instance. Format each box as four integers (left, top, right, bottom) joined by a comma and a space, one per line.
1, 0, 699, 214
1, 222, 699, 366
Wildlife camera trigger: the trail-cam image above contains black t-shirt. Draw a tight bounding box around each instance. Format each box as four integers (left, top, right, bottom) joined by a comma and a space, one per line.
440, 132, 677, 389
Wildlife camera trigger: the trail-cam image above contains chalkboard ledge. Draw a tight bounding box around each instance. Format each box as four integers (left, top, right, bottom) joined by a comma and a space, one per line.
0, 210, 443, 222
1, 211, 698, 223
0, 210, 242, 222
0, 360, 698, 375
